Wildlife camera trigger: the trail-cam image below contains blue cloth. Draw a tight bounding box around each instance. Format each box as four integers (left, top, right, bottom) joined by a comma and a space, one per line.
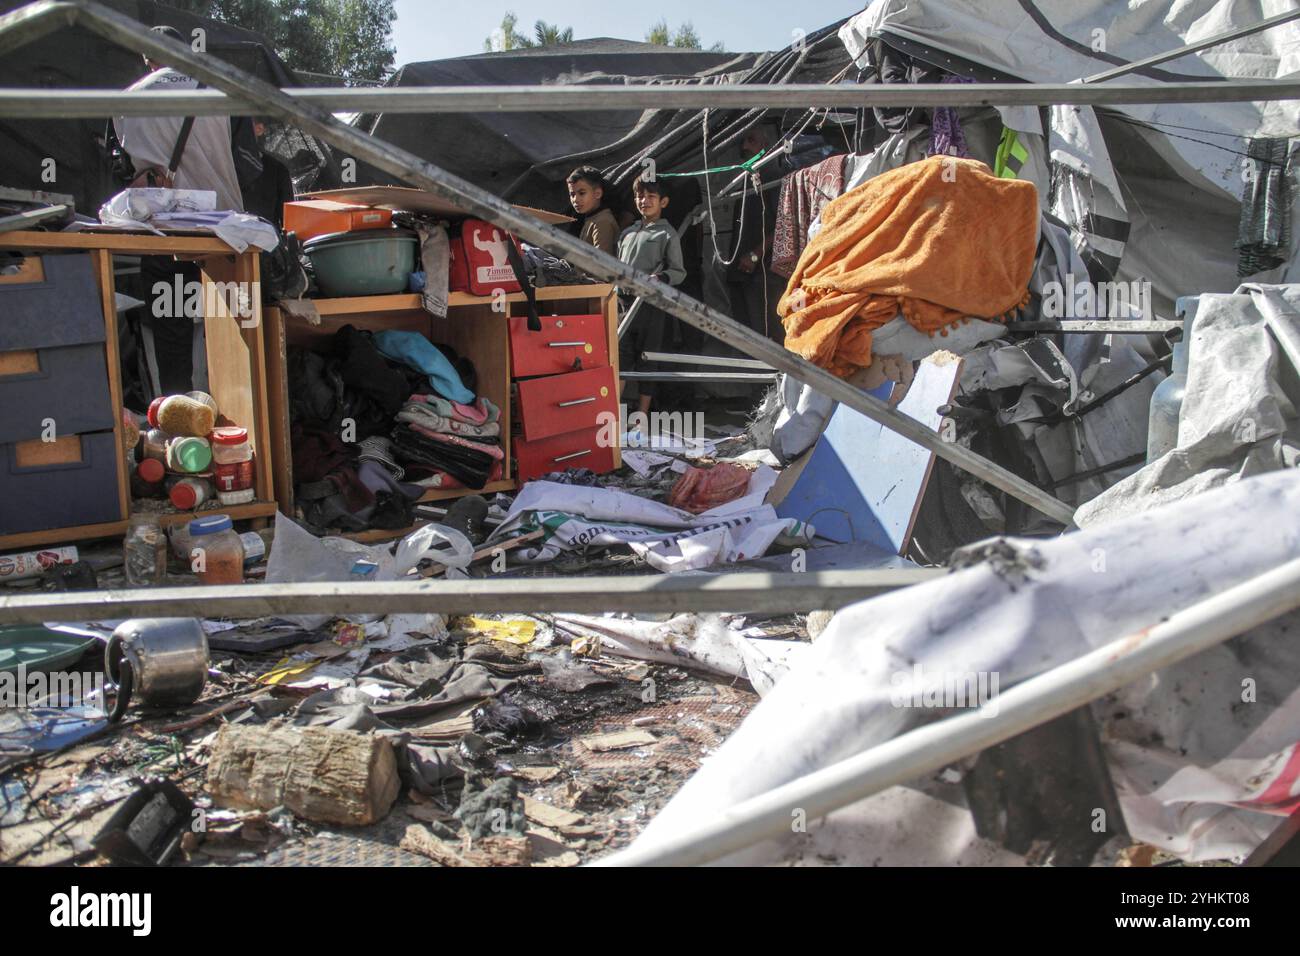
371, 330, 474, 404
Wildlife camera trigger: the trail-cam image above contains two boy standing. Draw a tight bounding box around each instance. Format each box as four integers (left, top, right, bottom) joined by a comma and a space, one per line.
566, 167, 685, 415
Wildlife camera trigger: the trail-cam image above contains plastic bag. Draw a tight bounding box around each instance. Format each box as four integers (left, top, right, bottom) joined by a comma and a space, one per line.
264, 513, 473, 628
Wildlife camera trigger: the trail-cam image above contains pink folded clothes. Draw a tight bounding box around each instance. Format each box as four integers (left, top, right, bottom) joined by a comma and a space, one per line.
407, 422, 506, 460
410, 394, 500, 426
397, 404, 502, 439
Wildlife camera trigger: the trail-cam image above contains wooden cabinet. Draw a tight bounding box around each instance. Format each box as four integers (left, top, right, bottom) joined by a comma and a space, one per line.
263, 284, 620, 523
0, 231, 278, 550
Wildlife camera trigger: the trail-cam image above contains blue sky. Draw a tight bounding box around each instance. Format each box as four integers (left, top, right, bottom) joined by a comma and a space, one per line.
392, 0, 866, 65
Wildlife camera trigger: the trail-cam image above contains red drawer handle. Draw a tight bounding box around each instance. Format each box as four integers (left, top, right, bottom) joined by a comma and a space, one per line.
557, 396, 597, 407
553, 449, 592, 462
547, 341, 587, 347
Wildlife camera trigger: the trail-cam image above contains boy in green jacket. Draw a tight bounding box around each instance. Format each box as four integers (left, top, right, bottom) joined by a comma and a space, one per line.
617, 174, 686, 415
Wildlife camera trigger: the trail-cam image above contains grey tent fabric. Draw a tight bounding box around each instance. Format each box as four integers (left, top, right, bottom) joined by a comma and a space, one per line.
1075, 283, 1300, 526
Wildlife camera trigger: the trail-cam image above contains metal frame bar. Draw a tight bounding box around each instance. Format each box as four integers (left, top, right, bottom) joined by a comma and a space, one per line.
0, 0, 1077, 525
4, 79, 1300, 118
642, 351, 774, 370
0, 569, 941, 624
621, 370, 779, 382
596, 556, 1300, 866
1008, 320, 1182, 334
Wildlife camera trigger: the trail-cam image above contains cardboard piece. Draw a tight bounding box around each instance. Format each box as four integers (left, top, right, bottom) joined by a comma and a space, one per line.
302, 186, 574, 226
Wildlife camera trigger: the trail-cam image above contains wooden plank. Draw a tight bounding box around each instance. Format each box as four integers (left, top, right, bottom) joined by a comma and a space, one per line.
241, 254, 274, 503
200, 255, 263, 499
0, 518, 129, 551
418, 530, 544, 578
0, 569, 942, 624
604, 287, 621, 473
262, 306, 295, 515
309, 285, 616, 316
0, 230, 232, 255
775, 354, 963, 556
94, 249, 130, 524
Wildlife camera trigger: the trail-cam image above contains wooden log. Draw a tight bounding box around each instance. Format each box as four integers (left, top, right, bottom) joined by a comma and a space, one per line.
207, 724, 400, 826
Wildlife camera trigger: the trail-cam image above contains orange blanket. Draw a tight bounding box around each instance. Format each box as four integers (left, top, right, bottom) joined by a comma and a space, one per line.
778, 156, 1039, 377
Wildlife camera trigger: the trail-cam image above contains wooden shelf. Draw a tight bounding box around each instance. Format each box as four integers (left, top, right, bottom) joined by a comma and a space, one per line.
0, 229, 237, 256
0, 501, 278, 551
309, 284, 615, 316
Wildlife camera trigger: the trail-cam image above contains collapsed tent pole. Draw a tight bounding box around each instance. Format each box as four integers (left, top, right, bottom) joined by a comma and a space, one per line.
594, 555, 1300, 867
5, 79, 1300, 118
0, 0, 1077, 526
0, 569, 941, 625
1081, 8, 1300, 84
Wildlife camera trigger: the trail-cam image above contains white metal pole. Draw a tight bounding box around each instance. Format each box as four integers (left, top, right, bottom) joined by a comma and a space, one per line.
594, 555, 1300, 866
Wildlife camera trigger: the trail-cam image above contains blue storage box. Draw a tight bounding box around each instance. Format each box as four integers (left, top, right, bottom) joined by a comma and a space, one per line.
0, 431, 122, 535
0, 253, 113, 445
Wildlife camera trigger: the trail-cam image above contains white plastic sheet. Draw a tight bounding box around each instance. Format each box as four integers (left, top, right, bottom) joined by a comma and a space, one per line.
632, 470, 1300, 863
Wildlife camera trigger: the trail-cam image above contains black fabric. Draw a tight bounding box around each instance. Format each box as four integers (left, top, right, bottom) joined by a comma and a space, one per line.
241, 150, 294, 228
390, 427, 496, 490
140, 256, 199, 394
332, 324, 409, 438
504, 234, 542, 331
287, 347, 347, 431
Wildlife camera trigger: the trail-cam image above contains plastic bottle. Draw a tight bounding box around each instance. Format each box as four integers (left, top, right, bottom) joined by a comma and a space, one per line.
212, 425, 255, 502
166, 436, 213, 473
123, 515, 168, 586
1147, 297, 1195, 462
130, 458, 167, 499
188, 514, 245, 585
169, 476, 213, 510
158, 394, 215, 437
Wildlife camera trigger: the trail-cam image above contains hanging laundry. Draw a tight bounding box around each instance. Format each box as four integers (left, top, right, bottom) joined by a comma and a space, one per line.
927, 75, 975, 159
778, 156, 1038, 378
771, 154, 848, 279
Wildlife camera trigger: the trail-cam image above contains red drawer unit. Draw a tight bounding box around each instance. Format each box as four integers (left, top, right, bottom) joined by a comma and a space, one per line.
508, 314, 609, 378
514, 365, 617, 442
514, 427, 616, 483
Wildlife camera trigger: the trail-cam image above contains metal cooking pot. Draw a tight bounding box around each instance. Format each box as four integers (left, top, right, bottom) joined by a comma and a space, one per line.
105, 618, 209, 722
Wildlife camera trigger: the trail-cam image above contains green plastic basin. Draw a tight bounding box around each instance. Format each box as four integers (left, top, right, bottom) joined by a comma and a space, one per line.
304, 228, 419, 297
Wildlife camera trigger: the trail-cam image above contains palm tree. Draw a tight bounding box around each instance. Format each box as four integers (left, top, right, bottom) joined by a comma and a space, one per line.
534, 20, 574, 46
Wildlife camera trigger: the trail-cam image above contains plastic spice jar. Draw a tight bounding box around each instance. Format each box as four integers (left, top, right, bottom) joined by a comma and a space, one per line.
187, 514, 244, 585
212, 426, 255, 498
166, 436, 213, 474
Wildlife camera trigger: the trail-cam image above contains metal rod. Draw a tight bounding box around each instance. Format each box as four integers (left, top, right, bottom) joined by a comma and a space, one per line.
1048, 452, 1146, 490
0, 570, 940, 624
616, 296, 643, 339
621, 370, 779, 382
595, 555, 1300, 866
4, 79, 1300, 119
5, 0, 1077, 525
1008, 320, 1182, 334
1081, 9, 1300, 84
1252, 287, 1300, 378
641, 351, 774, 370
